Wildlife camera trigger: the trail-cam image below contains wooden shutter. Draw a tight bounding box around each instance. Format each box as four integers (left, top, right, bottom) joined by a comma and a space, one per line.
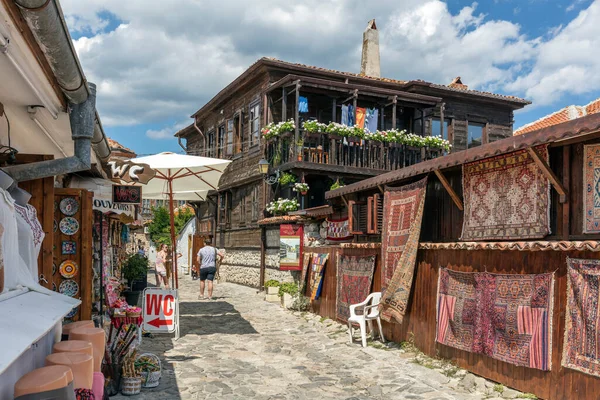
366, 194, 384, 234
348, 200, 367, 235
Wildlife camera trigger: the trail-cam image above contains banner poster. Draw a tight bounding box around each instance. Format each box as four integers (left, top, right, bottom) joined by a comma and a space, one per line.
279, 224, 304, 271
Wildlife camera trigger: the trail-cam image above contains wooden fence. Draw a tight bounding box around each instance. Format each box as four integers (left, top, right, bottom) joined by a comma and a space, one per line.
304, 245, 600, 400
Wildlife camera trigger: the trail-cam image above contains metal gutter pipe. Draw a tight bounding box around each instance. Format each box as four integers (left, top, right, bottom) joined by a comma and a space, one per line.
193, 119, 207, 156
178, 135, 187, 153
2, 83, 97, 181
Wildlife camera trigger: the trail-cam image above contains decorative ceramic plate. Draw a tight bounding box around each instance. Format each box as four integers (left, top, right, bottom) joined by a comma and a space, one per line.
65, 306, 78, 319
59, 260, 78, 278
52, 263, 57, 275
60, 197, 79, 216
52, 282, 57, 292
59, 217, 79, 235
54, 220, 58, 233
61, 241, 77, 255
59, 279, 78, 297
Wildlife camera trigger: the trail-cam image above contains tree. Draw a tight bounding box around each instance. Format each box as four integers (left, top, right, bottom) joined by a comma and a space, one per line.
147, 205, 196, 246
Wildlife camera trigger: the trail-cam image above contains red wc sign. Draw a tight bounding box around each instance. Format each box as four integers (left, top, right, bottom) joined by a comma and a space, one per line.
142, 289, 178, 333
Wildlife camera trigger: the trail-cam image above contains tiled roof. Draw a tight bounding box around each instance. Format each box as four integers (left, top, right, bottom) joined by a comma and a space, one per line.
258, 215, 303, 225
514, 97, 600, 135
107, 138, 135, 155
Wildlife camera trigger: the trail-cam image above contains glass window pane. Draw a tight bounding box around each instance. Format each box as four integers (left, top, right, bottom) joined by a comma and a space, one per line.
413, 119, 422, 135
468, 122, 484, 148
432, 118, 449, 140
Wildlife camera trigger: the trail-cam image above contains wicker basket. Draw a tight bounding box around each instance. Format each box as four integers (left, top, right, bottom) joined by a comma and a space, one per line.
121, 376, 141, 395
136, 353, 161, 388
126, 311, 141, 318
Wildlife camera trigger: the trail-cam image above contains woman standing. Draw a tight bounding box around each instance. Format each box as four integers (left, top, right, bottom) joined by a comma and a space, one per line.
155, 244, 169, 288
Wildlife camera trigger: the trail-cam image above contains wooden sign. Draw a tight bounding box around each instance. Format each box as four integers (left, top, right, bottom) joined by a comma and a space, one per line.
107, 159, 156, 184
112, 185, 142, 204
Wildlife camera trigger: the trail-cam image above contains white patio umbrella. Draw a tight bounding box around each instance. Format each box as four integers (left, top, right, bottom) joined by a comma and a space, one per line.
143, 190, 209, 202
132, 152, 231, 288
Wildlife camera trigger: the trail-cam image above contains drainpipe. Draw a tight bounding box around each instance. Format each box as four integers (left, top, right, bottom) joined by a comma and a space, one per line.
177, 135, 187, 153
2, 83, 97, 182
92, 112, 111, 162
193, 119, 207, 156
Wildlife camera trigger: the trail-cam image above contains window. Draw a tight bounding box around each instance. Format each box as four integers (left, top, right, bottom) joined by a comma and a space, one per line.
348, 200, 367, 235
207, 129, 216, 158
234, 114, 243, 155
431, 118, 450, 141
217, 124, 225, 158
226, 120, 234, 156
468, 122, 484, 148
251, 186, 260, 221
219, 192, 231, 227
238, 191, 247, 225
249, 103, 260, 147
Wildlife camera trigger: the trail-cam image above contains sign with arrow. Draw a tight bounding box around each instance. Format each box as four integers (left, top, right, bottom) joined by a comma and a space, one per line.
142, 288, 179, 337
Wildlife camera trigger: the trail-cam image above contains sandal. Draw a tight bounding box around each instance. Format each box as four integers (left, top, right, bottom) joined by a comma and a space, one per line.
198, 295, 205, 300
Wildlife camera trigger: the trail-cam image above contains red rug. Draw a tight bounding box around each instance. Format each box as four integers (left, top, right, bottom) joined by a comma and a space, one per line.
437, 267, 554, 371
336, 254, 376, 322
461, 146, 550, 240
380, 177, 428, 323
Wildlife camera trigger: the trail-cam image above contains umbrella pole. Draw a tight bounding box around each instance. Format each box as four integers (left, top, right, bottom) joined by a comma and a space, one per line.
168, 178, 179, 289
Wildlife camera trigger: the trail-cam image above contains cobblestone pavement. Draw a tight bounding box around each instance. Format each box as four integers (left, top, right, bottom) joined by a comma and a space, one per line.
113, 275, 503, 400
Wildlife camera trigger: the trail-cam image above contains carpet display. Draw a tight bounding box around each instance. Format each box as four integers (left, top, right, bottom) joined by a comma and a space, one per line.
326, 218, 353, 242
300, 252, 312, 294
309, 253, 329, 301
461, 146, 550, 241
563, 258, 600, 377
436, 268, 554, 371
380, 177, 428, 323
583, 145, 600, 233
335, 254, 376, 322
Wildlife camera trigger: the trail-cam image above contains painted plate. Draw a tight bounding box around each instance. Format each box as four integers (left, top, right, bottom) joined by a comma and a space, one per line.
59, 260, 78, 279
59, 279, 78, 297
60, 197, 79, 216
65, 306, 79, 319
61, 241, 77, 255
59, 217, 79, 235
52, 282, 57, 292
52, 263, 57, 275
54, 220, 58, 233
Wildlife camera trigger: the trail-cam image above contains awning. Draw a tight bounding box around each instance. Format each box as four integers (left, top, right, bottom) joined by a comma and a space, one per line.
0, 288, 80, 374
69, 177, 136, 218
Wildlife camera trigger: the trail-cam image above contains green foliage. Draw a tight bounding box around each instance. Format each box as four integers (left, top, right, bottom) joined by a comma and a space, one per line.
289, 295, 310, 311
279, 172, 297, 186
265, 279, 280, 287
517, 394, 538, 399
278, 282, 299, 297
494, 384, 504, 394
122, 253, 149, 283
330, 179, 344, 190
147, 205, 195, 246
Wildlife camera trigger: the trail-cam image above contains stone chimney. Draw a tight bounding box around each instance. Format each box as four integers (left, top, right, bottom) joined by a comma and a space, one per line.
448, 77, 468, 90
360, 19, 380, 78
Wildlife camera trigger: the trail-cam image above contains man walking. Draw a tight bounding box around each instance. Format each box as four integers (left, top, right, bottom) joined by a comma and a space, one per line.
197, 238, 221, 300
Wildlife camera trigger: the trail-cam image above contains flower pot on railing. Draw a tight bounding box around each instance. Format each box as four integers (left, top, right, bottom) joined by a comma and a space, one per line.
300, 191, 307, 196
327, 133, 342, 141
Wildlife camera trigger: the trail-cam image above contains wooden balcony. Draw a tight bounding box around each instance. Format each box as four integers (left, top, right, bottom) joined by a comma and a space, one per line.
265, 131, 445, 172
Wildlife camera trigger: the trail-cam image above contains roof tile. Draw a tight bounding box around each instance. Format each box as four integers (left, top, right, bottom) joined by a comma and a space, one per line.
515, 97, 600, 135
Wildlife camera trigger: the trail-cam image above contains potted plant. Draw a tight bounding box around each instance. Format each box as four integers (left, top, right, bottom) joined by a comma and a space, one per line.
330, 179, 344, 191
279, 282, 299, 309
121, 254, 149, 307
279, 172, 297, 186
265, 198, 299, 216
292, 182, 309, 196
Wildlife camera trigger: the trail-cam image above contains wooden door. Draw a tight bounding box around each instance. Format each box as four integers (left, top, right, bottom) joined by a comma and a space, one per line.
55, 188, 94, 321
191, 234, 206, 271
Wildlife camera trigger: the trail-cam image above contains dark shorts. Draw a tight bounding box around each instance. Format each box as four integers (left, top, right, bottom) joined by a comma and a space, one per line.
200, 267, 217, 281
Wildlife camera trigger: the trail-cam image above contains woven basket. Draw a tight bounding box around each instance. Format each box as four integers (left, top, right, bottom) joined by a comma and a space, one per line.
137, 353, 161, 388
121, 376, 141, 395
126, 311, 141, 318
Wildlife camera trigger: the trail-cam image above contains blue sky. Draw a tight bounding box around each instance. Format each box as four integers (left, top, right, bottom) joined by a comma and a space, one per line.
61, 0, 600, 156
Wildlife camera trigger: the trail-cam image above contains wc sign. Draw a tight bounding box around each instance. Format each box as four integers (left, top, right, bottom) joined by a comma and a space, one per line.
142, 288, 179, 339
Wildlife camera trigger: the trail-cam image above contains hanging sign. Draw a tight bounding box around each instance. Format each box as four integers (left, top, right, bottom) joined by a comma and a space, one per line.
112, 185, 142, 204
142, 288, 179, 337
279, 224, 304, 271
107, 159, 156, 184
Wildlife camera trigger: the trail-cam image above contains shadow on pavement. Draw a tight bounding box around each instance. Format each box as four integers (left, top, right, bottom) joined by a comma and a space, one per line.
178, 301, 258, 336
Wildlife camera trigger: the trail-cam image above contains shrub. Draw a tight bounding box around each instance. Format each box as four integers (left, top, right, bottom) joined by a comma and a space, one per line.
122, 254, 149, 283
289, 295, 311, 311
278, 282, 299, 297
279, 172, 297, 186
265, 280, 280, 287
330, 179, 345, 190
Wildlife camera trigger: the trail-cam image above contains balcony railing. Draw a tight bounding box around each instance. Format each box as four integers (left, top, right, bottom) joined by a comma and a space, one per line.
265, 131, 445, 171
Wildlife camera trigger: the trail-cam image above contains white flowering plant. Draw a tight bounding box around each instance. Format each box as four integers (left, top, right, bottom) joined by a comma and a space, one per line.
302, 120, 328, 133
265, 198, 299, 215
261, 119, 296, 139
292, 182, 309, 193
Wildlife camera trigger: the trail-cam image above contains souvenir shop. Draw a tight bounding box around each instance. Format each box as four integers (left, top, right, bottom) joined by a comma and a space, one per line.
288, 114, 600, 400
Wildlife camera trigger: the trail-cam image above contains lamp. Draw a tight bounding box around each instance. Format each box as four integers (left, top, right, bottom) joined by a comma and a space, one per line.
258, 159, 269, 175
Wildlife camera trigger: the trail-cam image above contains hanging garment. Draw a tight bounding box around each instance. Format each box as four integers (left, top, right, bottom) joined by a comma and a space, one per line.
356, 107, 366, 129
121, 224, 129, 243
341, 104, 349, 126
365, 108, 379, 133
298, 96, 309, 113
15, 209, 38, 280
348, 105, 355, 126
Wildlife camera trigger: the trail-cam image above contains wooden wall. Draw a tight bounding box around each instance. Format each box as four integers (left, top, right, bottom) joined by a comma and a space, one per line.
304, 245, 600, 400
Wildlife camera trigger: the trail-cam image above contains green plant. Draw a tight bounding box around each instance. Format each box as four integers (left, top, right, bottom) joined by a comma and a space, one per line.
330, 179, 344, 190
261, 119, 296, 139
494, 384, 504, 394
146, 205, 195, 246
292, 182, 309, 193
265, 280, 280, 287
122, 253, 149, 283
289, 295, 310, 311
279, 172, 297, 185
278, 282, 299, 297
517, 394, 538, 399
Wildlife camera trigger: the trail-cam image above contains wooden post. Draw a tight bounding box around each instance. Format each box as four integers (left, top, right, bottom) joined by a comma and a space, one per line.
391, 96, 397, 130
526, 147, 568, 203
259, 227, 266, 291
295, 80, 301, 160
167, 175, 179, 289
562, 145, 570, 238
434, 169, 464, 211
332, 97, 337, 122
282, 87, 287, 121
439, 103, 445, 138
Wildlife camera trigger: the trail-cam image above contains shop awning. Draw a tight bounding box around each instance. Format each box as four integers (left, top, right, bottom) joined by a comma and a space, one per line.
69, 177, 136, 218
0, 288, 80, 374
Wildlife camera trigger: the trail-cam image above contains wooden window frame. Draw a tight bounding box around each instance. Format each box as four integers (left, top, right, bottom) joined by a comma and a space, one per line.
466, 120, 486, 149
348, 200, 367, 235
366, 194, 383, 234
225, 119, 234, 157
249, 102, 260, 148
207, 129, 216, 158
217, 124, 225, 159
251, 185, 260, 222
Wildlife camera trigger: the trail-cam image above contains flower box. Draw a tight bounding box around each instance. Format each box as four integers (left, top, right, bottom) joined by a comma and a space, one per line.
281, 293, 294, 309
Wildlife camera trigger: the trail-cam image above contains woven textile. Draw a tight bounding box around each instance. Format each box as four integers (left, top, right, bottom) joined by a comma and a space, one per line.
461, 146, 550, 240
300, 252, 312, 293
336, 254, 376, 322
326, 218, 353, 242
380, 177, 428, 323
436, 268, 554, 370
583, 145, 600, 233
309, 253, 329, 300
563, 258, 600, 377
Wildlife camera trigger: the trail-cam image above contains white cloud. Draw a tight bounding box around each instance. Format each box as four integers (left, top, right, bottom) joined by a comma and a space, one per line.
146, 121, 189, 140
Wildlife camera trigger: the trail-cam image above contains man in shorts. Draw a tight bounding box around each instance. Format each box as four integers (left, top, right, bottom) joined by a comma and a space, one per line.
197, 238, 221, 300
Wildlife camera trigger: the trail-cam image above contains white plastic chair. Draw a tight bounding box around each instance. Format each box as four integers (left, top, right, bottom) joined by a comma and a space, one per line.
347, 292, 386, 347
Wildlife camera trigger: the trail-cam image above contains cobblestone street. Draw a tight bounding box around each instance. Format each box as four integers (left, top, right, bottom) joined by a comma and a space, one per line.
114, 275, 506, 400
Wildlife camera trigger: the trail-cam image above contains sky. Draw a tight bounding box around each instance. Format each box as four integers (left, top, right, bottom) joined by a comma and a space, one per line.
60, 0, 600, 156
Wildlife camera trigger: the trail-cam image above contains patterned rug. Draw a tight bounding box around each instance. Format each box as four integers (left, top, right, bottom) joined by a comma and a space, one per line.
583, 145, 600, 233
563, 258, 600, 377
336, 254, 376, 322
461, 146, 550, 240
300, 252, 313, 294
326, 218, 353, 242
380, 177, 428, 323
309, 253, 329, 301
436, 267, 554, 371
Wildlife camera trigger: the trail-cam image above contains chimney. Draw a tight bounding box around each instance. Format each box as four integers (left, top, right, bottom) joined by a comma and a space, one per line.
360, 19, 380, 78
448, 77, 468, 90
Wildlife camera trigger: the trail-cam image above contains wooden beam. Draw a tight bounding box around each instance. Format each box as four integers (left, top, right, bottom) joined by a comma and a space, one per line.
562, 145, 570, 239
434, 169, 463, 211
526, 147, 568, 203
391, 96, 397, 130
377, 185, 384, 194
341, 195, 348, 207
